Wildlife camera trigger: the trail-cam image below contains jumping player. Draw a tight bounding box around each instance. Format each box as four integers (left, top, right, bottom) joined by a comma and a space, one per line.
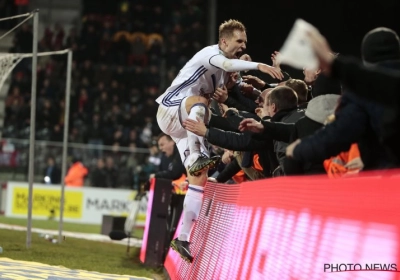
156, 19, 283, 262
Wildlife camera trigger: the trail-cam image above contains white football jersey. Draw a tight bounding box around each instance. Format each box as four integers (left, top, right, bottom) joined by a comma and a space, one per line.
156, 45, 229, 107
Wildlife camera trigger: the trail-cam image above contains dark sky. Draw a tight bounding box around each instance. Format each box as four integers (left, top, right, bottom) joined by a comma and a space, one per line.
216, 0, 400, 78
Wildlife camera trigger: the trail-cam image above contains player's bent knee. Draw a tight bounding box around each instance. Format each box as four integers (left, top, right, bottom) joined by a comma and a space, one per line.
188, 96, 208, 104
185, 96, 209, 113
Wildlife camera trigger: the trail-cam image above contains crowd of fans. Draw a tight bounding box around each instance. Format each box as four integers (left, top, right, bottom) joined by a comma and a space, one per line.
180, 25, 400, 183
5, 1, 396, 190
2, 0, 206, 189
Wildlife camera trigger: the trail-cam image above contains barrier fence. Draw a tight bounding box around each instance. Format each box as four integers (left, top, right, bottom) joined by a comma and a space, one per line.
0, 138, 150, 189
2, 181, 145, 225
164, 171, 400, 280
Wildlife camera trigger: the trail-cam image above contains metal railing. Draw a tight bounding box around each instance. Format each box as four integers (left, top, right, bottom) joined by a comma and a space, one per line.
0, 138, 151, 189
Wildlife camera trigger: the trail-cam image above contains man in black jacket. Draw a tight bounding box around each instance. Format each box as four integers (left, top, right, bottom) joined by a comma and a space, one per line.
43, 156, 61, 184
264, 85, 304, 175
148, 133, 187, 247
150, 133, 186, 181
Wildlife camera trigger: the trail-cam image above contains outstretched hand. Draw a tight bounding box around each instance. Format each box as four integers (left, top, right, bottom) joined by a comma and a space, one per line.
306, 30, 335, 73
213, 85, 228, 102
222, 107, 238, 118
258, 64, 284, 80
226, 72, 239, 89
242, 75, 266, 89
183, 117, 207, 137
238, 118, 264, 133
271, 51, 281, 69
303, 67, 320, 85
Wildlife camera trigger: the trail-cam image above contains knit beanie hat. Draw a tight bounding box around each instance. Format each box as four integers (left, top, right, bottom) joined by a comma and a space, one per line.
361, 27, 400, 63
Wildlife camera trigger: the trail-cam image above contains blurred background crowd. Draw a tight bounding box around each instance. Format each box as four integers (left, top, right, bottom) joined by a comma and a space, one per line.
0, 0, 207, 189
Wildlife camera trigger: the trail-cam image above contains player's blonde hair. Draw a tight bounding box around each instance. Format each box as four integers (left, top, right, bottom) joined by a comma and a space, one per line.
218, 19, 246, 40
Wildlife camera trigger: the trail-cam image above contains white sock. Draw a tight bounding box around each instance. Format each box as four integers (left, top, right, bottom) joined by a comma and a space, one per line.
178, 185, 204, 241
187, 104, 207, 161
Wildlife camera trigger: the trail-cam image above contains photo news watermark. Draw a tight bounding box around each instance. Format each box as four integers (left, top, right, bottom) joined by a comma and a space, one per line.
324, 263, 398, 273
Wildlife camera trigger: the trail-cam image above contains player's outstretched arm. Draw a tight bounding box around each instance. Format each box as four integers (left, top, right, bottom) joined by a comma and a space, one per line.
210, 55, 283, 80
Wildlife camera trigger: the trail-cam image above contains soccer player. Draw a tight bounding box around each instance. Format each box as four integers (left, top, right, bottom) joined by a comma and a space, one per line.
155, 19, 283, 262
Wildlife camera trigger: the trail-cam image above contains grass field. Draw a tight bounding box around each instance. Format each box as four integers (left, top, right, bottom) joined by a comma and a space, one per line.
0, 216, 101, 233
0, 216, 160, 278
0, 229, 162, 278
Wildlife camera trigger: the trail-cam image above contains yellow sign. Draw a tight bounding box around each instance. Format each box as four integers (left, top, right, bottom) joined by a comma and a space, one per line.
11, 187, 83, 218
